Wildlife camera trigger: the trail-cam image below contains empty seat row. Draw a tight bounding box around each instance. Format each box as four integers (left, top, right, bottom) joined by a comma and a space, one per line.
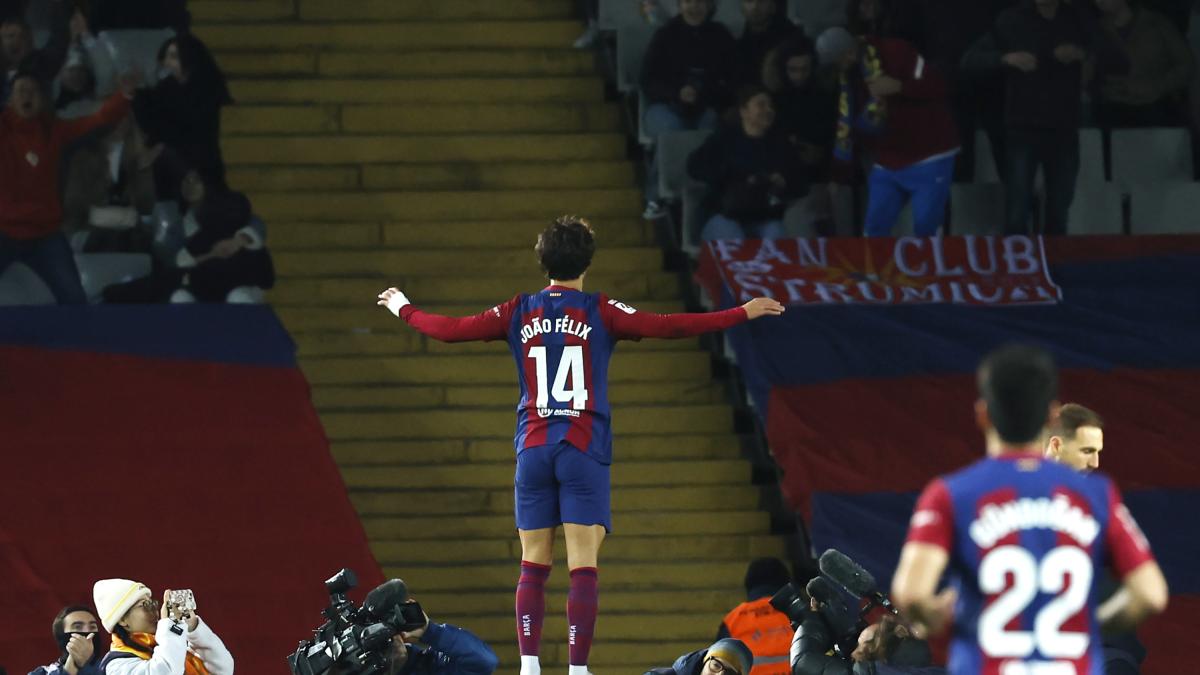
600, 0, 848, 35
974, 127, 1194, 186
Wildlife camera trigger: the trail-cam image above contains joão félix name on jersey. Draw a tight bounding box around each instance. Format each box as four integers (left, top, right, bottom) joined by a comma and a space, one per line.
520, 316, 593, 344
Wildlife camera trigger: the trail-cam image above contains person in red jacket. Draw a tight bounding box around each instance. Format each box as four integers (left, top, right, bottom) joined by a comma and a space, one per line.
817, 27, 959, 237
0, 67, 134, 304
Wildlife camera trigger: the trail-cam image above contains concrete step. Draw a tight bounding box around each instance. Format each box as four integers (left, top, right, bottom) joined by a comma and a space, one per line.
252, 188, 642, 222
230, 160, 634, 193
439, 611, 720, 643
199, 21, 583, 51
347, 460, 751, 491
271, 243, 657, 276
275, 298, 679, 330
369, 534, 783, 566
319, 404, 734, 439
299, 351, 708, 385
223, 103, 622, 135
191, 0, 295, 22
229, 77, 603, 104
269, 272, 671, 304
216, 49, 597, 78
386, 560, 755, 592
224, 133, 626, 165
352, 484, 760, 516
298, 0, 574, 21
331, 434, 743, 466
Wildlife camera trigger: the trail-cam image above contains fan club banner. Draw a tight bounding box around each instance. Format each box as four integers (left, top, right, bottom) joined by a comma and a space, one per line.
698, 236, 1062, 306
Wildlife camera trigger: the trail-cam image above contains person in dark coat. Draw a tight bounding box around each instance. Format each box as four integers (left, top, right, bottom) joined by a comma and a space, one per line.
640, 0, 737, 219
762, 33, 838, 182
735, 0, 797, 88
28, 605, 104, 675
687, 85, 808, 241
132, 34, 231, 202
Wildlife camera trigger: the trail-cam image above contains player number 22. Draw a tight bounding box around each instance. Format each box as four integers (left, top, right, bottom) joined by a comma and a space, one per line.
528, 345, 589, 410
978, 545, 1093, 660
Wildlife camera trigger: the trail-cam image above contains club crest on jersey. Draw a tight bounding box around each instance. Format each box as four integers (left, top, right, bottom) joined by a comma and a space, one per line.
519, 316, 592, 343
968, 494, 1099, 549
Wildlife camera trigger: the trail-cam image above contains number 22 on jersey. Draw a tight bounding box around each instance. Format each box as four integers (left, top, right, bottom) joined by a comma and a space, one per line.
528, 345, 589, 410
978, 545, 1092, 673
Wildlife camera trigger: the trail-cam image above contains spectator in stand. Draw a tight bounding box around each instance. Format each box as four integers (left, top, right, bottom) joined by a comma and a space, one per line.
646, 638, 754, 675
962, 0, 1127, 235
687, 85, 807, 240
1, 1, 71, 103
640, 0, 737, 220
716, 558, 793, 675
818, 27, 959, 237
54, 10, 106, 119
735, 0, 796, 88
889, 0, 1013, 181
762, 33, 838, 181
104, 170, 273, 303
1094, 0, 1193, 128
92, 579, 233, 675
847, 0, 893, 39
133, 34, 232, 203
61, 115, 158, 251
0, 67, 134, 304
30, 605, 104, 675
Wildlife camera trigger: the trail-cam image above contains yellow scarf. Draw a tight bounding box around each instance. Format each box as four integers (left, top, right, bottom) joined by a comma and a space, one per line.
111, 630, 212, 675
834, 41, 887, 163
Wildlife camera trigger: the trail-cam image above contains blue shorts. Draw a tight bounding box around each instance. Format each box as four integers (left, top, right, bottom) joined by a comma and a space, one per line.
515, 441, 611, 533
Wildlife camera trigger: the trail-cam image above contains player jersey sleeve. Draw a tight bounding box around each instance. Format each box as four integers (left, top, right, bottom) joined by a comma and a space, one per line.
905, 478, 954, 552
399, 296, 518, 343
599, 295, 748, 341
1104, 480, 1156, 578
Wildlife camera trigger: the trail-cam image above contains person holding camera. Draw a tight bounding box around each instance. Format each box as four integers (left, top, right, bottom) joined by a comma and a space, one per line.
646, 638, 754, 675
790, 604, 941, 675
366, 580, 498, 675
29, 605, 103, 675
91, 579, 233, 675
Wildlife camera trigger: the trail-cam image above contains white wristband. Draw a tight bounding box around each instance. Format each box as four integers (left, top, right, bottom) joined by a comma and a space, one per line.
387, 291, 411, 317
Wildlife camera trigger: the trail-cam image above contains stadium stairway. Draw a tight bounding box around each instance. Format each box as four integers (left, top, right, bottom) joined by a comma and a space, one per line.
194, 2, 788, 672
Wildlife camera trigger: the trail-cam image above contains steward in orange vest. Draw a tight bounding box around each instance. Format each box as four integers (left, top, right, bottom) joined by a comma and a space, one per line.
718, 558, 793, 675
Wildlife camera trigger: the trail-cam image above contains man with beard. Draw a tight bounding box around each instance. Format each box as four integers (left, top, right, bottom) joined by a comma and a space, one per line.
29, 605, 102, 675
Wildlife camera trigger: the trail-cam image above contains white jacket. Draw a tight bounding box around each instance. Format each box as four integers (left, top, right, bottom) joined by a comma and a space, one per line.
104, 618, 234, 675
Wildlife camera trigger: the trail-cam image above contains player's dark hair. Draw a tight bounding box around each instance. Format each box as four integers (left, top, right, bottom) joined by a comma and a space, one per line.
1050, 403, 1103, 439
977, 344, 1058, 445
535, 215, 595, 281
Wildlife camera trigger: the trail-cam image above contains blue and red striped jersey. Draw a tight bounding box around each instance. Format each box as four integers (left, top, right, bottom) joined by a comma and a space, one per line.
906, 454, 1155, 675
398, 285, 749, 463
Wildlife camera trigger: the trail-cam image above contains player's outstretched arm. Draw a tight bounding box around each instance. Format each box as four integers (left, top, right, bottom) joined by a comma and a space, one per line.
1099, 561, 1169, 635
376, 287, 509, 343
603, 296, 784, 340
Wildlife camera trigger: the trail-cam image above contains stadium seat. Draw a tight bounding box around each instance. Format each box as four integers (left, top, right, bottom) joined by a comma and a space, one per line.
1111, 127, 1194, 187
974, 130, 1001, 184
830, 183, 856, 236
615, 22, 654, 94
598, 0, 648, 30
790, 0, 848, 37
0, 264, 55, 305
76, 253, 152, 302
949, 183, 1005, 235
1078, 128, 1105, 184
657, 130, 711, 202
97, 29, 176, 90
636, 91, 653, 146
1129, 183, 1200, 234
681, 183, 709, 254
1065, 181, 1123, 235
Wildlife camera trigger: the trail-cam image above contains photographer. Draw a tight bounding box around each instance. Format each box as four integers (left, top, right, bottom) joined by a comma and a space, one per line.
92, 579, 233, 675
645, 638, 754, 675
371, 601, 497, 675
790, 604, 941, 675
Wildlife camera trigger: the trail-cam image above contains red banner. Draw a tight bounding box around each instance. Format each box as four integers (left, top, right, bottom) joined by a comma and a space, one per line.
697, 236, 1062, 306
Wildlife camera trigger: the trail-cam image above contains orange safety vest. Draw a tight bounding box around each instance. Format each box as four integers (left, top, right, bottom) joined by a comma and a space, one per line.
722, 597, 793, 675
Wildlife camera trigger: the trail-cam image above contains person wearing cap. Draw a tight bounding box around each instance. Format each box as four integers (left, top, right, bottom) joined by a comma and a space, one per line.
716, 559, 793, 675
91, 579, 233, 675
645, 638, 754, 675
29, 605, 103, 675
816, 26, 959, 238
